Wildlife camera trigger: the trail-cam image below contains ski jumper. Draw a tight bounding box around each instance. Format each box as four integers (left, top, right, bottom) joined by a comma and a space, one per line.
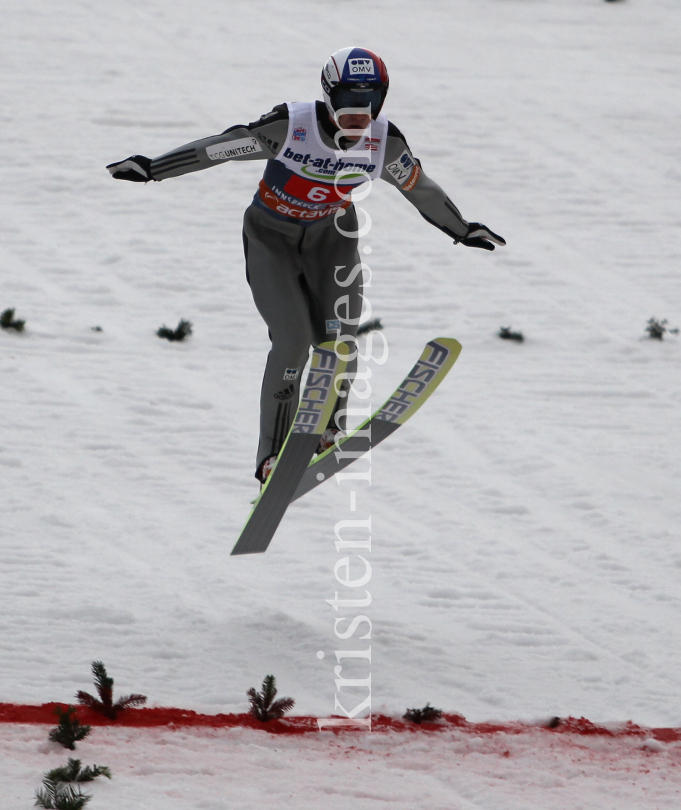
146, 101, 472, 477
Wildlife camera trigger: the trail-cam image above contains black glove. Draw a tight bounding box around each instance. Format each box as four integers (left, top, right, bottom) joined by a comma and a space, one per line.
457, 222, 506, 251
106, 155, 154, 182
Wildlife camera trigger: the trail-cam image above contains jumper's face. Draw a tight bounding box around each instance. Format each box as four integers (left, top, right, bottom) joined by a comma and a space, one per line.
335, 112, 372, 141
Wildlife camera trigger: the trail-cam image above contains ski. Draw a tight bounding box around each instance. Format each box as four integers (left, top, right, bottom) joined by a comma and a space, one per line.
231, 342, 348, 556
291, 337, 462, 502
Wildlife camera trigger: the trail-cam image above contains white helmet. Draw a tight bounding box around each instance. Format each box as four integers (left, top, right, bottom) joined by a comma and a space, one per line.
321, 47, 389, 120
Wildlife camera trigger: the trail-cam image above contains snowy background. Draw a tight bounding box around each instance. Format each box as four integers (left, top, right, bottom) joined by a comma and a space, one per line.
2, 0, 681, 806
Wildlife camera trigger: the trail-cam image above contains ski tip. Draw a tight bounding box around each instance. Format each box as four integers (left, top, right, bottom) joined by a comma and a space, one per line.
434, 336, 462, 350
433, 337, 463, 363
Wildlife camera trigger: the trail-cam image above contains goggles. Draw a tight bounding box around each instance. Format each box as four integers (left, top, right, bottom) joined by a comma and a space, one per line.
330, 84, 387, 118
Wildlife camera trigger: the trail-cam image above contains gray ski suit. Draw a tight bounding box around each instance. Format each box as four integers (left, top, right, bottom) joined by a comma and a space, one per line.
124, 101, 484, 479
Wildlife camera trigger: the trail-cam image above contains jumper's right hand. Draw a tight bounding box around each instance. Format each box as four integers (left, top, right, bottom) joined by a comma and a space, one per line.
106, 155, 153, 182
458, 222, 506, 251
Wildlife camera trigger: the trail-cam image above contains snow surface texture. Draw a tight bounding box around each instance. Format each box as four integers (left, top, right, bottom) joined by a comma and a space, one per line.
4, 724, 681, 810
2, 0, 681, 806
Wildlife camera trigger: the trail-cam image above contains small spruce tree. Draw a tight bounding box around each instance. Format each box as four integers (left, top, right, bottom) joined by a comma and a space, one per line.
157, 319, 192, 342
247, 675, 295, 721
76, 661, 147, 720
403, 702, 443, 724
48, 706, 92, 750
0, 307, 25, 332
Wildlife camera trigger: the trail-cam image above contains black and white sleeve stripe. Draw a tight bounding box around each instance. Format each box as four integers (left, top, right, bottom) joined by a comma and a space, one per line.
151, 148, 200, 178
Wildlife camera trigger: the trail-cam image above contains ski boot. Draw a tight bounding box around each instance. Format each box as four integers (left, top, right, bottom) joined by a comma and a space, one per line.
316, 428, 341, 454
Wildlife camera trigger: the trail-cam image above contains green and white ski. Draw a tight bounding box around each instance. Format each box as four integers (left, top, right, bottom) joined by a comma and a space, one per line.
231, 342, 348, 556
291, 337, 462, 502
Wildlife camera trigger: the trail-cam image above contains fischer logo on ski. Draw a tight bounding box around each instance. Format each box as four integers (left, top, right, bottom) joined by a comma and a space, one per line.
375, 340, 453, 424
291, 338, 461, 502
292, 348, 338, 434
231, 342, 348, 556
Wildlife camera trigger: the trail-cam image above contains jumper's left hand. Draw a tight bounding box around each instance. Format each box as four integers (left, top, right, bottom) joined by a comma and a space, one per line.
458, 223, 506, 251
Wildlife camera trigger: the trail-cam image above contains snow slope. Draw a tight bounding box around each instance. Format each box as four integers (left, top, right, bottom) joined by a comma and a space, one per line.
4, 721, 681, 810
2, 0, 681, 806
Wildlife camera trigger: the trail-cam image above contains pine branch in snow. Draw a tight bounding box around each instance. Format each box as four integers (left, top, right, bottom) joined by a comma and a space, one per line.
403, 703, 443, 724
76, 661, 147, 720
1, 307, 25, 332
157, 319, 193, 342
247, 675, 295, 721
46, 759, 111, 784
48, 706, 92, 750
35, 757, 110, 808
645, 317, 679, 340
357, 317, 383, 336
498, 326, 524, 342
34, 777, 91, 809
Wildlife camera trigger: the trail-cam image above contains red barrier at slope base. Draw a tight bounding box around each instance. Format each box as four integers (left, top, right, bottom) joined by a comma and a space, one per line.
0, 702, 679, 741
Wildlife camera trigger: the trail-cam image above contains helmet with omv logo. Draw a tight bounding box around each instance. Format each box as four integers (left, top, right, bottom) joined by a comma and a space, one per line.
321, 47, 389, 121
